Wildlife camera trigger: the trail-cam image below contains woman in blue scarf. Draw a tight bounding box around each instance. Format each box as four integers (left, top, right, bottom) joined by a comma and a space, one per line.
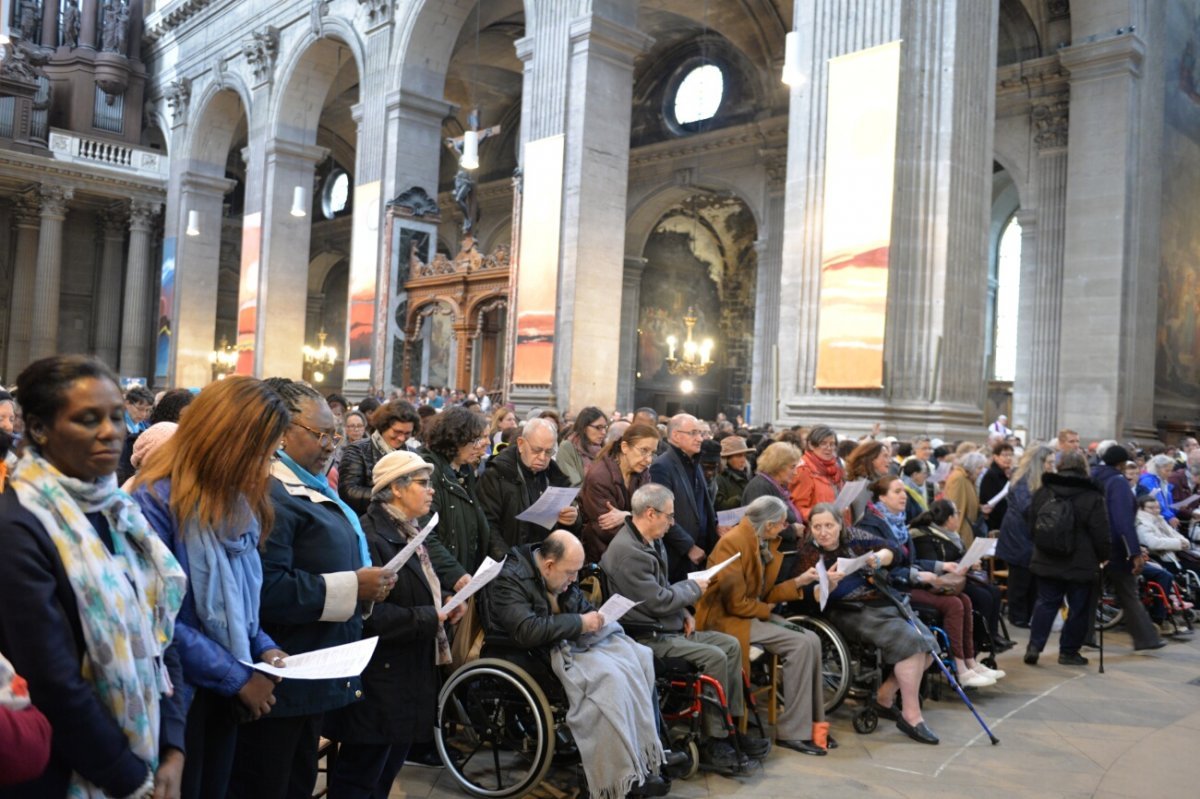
131, 376, 291, 799
227, 379, 397, 799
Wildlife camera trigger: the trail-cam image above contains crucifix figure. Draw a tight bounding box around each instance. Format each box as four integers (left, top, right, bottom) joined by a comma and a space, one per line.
443, 108, 501, 237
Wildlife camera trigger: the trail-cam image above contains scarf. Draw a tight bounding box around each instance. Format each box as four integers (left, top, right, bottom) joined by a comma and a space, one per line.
901, 476, 929, 510
11, 452, 185, 797
872, 501, 910, 546
182, 499, 262, 665
370, 429, 395, 456
806, 451, 844, 486
276, 451, 371, 568
760, 472, 802, 522
0, 652, 30, 711
568, 432, 602, 467
381, 504, 451, 665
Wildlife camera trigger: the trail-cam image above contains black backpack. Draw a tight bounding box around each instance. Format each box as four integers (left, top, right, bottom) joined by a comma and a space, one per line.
1033, 492, 1076, 557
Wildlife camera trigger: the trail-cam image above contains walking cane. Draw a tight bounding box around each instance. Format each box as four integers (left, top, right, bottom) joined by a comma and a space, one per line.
1096, 572, 1105, 675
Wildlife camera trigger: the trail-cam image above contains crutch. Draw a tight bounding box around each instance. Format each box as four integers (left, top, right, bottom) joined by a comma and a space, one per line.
873, 569, 1000, 745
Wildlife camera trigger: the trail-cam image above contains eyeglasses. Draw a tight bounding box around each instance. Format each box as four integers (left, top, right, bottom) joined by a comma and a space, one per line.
677, 429, 704, 438
814, 440, 837, 450
588, 422, 609, 432
409, 478, 432, 488
291, 421, 342, 449
653, 508, 676, 522
631, 445, 657, 459
524, 443, 556, 457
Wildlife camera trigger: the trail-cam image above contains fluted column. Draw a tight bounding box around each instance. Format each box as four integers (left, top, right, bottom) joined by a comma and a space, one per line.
751, 151, 786, 426
616, 255, 646, 412
94, 203, 129, 370
29, 186, 73, 361
1010, 209, 1039, 437
6, 192, 41, 381
119, 200, 160, 378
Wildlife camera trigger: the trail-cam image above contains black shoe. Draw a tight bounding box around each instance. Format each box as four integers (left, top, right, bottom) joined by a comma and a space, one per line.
1134, 639, 1168, 651
735, 731, 771, 759
661, 748, 689, 778
1057, 652, 1089, 666
699, 739, 741, 772
1009, 618, 1031, 629
871, 698, 900, 721
627, 773, 670, 798
992, 635, 1016, 650
895, 717, 940, 745
404, 747, 447, 768
776, 738, 827, 756
825, 734, 839, 750
1023, 644, 1039, 665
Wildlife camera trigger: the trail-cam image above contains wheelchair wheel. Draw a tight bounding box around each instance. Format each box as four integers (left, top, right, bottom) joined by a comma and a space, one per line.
784, 615, 852, 713
853, 707, 878, 734
436, 658, 556, 799
1096, 587, 1124, 630
670, 735, 700, 780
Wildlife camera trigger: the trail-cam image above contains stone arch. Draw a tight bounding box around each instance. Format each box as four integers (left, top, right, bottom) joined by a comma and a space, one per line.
625, 178, 764, 260
391, 0, 482, 98
272, 29, 365, 145
307, 250, 348, 295
998, 0, 1042, 65
185, 87, 248, 175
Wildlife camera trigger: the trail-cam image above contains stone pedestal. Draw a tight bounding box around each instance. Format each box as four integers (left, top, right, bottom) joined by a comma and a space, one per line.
29, 186, 72, 362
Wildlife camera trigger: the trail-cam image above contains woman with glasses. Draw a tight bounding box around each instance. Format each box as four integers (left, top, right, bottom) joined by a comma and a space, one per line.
421, 406, 503, 592
788, 425, 844, 523
555, 406, 609, 487
325, 450, 466, 798
339, 401, 422, 515
228, 379, 396, 799
580, 423, 661, 563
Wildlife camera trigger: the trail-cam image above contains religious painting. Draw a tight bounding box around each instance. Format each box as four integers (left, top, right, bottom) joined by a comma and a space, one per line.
814, 40, 902, 390
154, 237, 175, 385
512, 135, 564, 385
347, 180, 381, 383
235, 212, 261, 375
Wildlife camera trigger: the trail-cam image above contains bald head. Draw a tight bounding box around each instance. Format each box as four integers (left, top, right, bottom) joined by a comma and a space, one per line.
538, 530, 585, 595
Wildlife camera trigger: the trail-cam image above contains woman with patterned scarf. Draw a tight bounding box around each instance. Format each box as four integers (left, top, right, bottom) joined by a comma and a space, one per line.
131, 376, 291, 799
789, 425, 845, 522
0, 355, 186, 798
325, 449, 466, 798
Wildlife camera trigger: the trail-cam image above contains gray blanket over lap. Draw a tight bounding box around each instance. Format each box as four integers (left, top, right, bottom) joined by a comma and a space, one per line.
550, 626, 664, 799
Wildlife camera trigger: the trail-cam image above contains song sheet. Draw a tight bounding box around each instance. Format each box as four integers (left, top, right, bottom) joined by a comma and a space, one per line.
835, 552, 874, 577
440, 556, 506, 614
596, 594, 641, 625
687, 552, 742, 583
515, 487, 581, 530
833, 479, 868, 514
382, 513, 438, 574
246, 637, 379, 680
816, 557, 831, 611
957, 537, 998, 572
716, 506, 748, 527
982, 484, 1010, 508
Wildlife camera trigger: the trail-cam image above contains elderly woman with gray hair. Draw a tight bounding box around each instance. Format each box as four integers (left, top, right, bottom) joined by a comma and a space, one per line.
694, 496, 830, 756
326, 450, 465, 799
943, 450, 989, 546
1139, 454, 1181, 529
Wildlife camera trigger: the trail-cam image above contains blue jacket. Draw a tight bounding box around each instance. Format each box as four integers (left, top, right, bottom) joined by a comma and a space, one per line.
132, 480, 277, 712
0, 487, 186, 799
996, 478, 1034, 567
1138, 473, 1177, 522
855, 506, 922, 590
1094, 464, 1140, 572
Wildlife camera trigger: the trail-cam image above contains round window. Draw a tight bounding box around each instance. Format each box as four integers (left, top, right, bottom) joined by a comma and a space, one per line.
673, 63, 724, 125
322, 170, 350, 219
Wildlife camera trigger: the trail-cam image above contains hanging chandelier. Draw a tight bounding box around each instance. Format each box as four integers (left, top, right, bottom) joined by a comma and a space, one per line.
665, 308, 714, 376
302, 328, 338, 383
208, 336, 237, 380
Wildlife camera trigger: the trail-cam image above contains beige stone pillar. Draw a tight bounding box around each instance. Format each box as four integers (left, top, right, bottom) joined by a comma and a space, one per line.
616, 255, 646, 411
1010, 209, 1039, 435
119, 200, 160, 378
28, 185, 72, 362
5, 192, 40, 381
94, 203, 128, 370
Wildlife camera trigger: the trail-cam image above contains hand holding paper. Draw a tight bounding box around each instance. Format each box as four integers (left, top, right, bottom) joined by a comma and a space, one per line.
382, 513, 438, 574
515, 487, 581, 530
596, 593, 640, 625
441, 556, 507, 614
245, 637, 379, 680
956, 537, 997, 573
833, 479, 867, 514
687, 552, 741, 583
816, 558, 830, 611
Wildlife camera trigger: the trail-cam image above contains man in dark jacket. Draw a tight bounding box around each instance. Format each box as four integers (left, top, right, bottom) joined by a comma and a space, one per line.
1090, 445, 1166, 651
1025, 451, 1112, 666
650, 414, 720, 582
1167, 448, 1200, 527
477, 418, 580, 551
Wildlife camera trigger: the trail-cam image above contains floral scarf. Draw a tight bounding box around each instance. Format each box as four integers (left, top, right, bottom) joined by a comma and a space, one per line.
371, 429, 395, 456
381, 504, 451, 665
11, 452, 185, 797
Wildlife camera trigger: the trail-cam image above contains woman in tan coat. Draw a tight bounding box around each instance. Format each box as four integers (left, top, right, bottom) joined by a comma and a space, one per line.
695, 496, 830, 756
943, 451, 987, 547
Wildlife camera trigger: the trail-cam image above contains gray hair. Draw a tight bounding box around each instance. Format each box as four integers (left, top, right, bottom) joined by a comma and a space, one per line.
631, 483, 674, 516
1095, 439, 1119, 459
1149, 454, 1174, 473
370, 473, 415, 503
604, 420, 630, 444
960, 451, 988, 474
745, 495, 788, 536
521, 416, 559, 443
666, 413, 697, 437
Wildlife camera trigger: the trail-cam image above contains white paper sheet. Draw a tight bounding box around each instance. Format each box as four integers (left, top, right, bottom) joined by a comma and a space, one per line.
835, 552, 874, 577
957, 537, 998, 572
833, 479, 868, 514
1170, 493, 1200, 511
982, 483, 1010, 507
687, 552, 742, 583
246, 636, 379, 680
931, 462, 953, 483
716, 506, 748, 527
816, 557, 830, 611
596, 593, 641, 624
440, 556, 506, 614
382, 513, 438, 574
514, 486, 581, 530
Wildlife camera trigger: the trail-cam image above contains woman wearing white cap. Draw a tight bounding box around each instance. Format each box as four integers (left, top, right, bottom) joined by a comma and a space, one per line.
325, 450, 465, 799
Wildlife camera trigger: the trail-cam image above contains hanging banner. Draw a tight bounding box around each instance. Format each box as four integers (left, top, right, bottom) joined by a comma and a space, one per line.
346, 180, 381, 383
512, 134, 564, 386
814, 40, 902, 389
155, 237, 176, 385
236, 212, 261, 375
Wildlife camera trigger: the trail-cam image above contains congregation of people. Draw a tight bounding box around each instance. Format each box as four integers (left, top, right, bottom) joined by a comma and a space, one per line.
2, 364, 1198, 799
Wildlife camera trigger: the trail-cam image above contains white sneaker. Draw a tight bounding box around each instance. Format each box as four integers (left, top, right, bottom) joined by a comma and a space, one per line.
973, 664, 1006, 680
958, 668, 996, 688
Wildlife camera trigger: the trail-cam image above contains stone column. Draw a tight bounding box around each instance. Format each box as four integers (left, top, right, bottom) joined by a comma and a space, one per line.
119, 200, 160, 378
80, 0, 99, 50
1009, 209, 1039, 436
93, 203, 128, 370
6, 192, 41, 381
616, 255, 646, 412
41, 0, 60, 47
751, 150, 786, 426
28, 185, 72, 362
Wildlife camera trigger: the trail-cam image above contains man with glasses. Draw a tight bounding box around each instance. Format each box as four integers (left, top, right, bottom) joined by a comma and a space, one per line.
601, 485, 770, 773
478, 418, 581, 551
650, 414, 722, 582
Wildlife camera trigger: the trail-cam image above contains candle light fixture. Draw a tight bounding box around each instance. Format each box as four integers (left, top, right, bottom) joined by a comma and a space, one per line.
302, 327, 338, 383
664, 308, 714, 377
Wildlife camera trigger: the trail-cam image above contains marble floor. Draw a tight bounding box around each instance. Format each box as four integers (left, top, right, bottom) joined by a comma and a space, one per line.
373, 623, 1200, 799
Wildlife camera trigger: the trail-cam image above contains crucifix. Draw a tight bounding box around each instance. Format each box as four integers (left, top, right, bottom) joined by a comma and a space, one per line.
444, 108, 501, 238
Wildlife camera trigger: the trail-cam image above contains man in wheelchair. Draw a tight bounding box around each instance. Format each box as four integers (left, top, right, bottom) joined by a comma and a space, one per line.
601, 484, 771, 772
484, 530, 670, 798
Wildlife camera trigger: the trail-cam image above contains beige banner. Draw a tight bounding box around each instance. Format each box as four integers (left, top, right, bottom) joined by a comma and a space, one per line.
512, 135, 564, 385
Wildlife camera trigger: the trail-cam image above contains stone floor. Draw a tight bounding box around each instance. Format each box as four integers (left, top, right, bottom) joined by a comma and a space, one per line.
378, 624, 1200, 799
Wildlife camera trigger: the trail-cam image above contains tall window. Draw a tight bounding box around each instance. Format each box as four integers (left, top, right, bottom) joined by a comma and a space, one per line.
992, 215, 1022, 381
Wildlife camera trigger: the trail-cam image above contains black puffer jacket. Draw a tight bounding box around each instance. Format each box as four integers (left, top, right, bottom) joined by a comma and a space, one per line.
477, 444, 580, 552
481, 544, 595, 651
1029, 471, 1112, 583
338, 437, 385, 515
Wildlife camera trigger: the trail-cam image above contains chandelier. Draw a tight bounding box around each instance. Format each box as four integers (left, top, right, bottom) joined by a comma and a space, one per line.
302, 328, 338, 384
665, 309, 714, 376
208, 336, 238, 380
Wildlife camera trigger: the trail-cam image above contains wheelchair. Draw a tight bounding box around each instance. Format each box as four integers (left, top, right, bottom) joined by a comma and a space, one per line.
1096, 568, 1197, 636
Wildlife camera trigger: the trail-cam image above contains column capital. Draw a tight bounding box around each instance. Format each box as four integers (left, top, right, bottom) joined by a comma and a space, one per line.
180, 171, 238, 196
37, 185, 73, 219
1015, 209, 1038, 229
1059, 32, 1144, 83
1031, 92, 1069, 154
265, 138, 329, 167
12, 189, 41, 228
387, 88, 455, 123
101, 202, 130, 238
129, 200, 162, 232
567, 14, 655, 64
